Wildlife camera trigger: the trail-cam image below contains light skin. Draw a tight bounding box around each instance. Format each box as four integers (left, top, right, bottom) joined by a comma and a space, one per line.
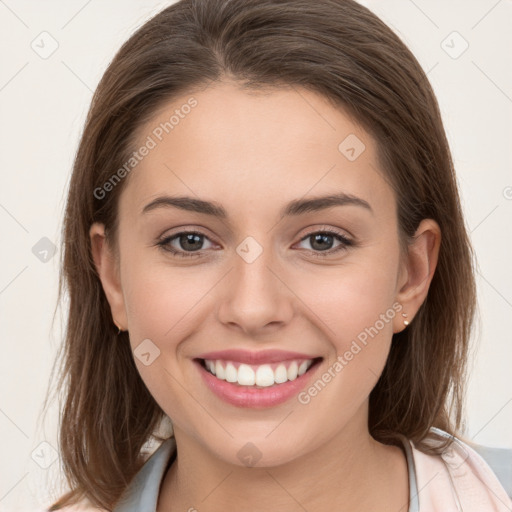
90, 81, 440, 511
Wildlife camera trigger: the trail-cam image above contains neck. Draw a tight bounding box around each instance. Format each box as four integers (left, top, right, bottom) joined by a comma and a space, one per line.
157, 417, 409, 511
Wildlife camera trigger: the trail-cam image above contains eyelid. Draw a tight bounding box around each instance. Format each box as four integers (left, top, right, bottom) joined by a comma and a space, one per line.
298, 225, 352, 240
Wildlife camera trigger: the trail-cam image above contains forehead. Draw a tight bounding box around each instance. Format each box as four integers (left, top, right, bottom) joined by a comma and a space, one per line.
121, 82, 394, 220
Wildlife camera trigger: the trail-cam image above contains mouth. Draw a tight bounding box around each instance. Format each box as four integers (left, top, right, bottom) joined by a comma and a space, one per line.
195, 357, 323, 388
193, 355, 324, 408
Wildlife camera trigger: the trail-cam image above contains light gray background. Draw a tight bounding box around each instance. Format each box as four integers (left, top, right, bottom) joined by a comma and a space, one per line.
0, 0, 511, 510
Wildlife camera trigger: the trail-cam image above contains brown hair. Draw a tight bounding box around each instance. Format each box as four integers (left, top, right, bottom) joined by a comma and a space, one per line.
45, 0, 476, 509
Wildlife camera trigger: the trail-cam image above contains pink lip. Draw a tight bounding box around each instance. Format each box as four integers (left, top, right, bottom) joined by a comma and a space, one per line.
194, 358, 322, 408
195, 349, 318, 365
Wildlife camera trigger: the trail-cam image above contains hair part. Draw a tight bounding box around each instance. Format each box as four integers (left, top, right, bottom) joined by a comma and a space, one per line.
45, 0, 477, 509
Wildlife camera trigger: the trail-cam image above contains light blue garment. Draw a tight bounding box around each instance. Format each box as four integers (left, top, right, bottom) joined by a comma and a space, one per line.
112, 436, 419, 512
113, 437, 177, 512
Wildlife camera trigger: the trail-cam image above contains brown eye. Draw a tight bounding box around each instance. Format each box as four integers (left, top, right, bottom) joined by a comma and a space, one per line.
157, 231, 214, 257
176, 233, 204, 251
296, 230, 353, 256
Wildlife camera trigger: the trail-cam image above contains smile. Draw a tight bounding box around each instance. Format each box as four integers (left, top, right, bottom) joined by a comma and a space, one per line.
201, 358, 320, 387
194, 356, 323, 408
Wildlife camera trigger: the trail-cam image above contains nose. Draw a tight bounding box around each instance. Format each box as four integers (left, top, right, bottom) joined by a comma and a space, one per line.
216, 238, 294, 336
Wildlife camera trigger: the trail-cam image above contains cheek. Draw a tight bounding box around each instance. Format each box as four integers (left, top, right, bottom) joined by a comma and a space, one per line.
121, 253, 209, 343
297, 260, 398, 346
119, 255, 210, 422
292, 254, 398, 394
294, 268, 397, 419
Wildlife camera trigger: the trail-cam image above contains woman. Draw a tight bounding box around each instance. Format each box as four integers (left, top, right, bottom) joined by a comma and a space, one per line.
46, 0, 511, 510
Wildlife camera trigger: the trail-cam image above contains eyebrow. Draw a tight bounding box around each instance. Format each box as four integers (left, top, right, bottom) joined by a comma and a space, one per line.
141, 192, 373, 218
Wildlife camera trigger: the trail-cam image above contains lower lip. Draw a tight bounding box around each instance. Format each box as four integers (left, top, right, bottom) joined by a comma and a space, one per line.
195, 359, 322, 408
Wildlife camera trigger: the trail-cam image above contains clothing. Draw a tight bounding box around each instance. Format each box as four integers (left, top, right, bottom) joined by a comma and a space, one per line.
398, 427, 512, 511
55, 427, 512, 511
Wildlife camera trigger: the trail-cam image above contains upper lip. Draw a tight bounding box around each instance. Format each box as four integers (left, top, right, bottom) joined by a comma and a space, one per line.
195, 349, 320, 365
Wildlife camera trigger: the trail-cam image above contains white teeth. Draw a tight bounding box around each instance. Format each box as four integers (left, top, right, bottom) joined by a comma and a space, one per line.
215, 360, 225, 380
203, 358, 316, 387
287, 361, 298, 381
225, 362, 238, 382
255, 365, 275, 387
206, 360, 216, 374
298, 361, 309, 376
237, 364, 255, 385
274, 364, 288, 384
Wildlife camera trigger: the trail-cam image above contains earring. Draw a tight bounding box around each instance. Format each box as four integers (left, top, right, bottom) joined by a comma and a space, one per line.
402, 312, 409, 326
113, 320, 124, 334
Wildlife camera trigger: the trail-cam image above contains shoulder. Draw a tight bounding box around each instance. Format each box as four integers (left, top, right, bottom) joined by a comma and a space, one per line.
41, 438, 176, 512
409, 427, 512, 511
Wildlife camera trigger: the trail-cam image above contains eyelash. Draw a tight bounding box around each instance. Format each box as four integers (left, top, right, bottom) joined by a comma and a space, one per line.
155, 228, 354, 259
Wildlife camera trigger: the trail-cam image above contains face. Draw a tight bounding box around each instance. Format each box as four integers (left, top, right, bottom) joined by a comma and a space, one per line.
91, 81, 438, 467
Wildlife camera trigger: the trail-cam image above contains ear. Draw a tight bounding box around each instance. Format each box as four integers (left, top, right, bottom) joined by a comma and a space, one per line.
393, 218, 441, 333
89, 222, 128, 331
